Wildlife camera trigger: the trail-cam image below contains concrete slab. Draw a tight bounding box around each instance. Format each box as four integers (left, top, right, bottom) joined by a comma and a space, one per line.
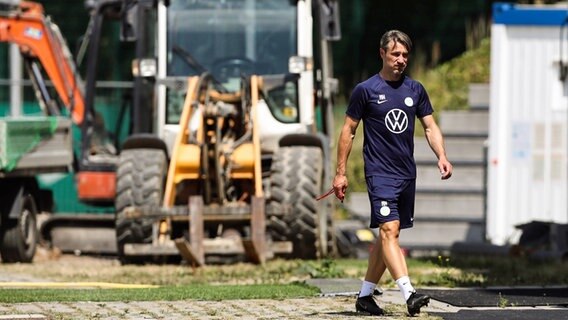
305, 278, 361, 296
431, 308, 568, 320
421, 286, 568, 307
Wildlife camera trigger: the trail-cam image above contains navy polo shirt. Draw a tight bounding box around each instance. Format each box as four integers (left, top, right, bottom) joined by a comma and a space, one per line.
346, 74, 434, 179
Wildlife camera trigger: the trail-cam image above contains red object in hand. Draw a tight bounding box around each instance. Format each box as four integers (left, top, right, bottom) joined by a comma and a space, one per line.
315, 187, 343, 203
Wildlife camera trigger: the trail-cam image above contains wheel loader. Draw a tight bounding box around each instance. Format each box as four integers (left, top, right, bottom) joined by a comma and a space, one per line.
114, 0, 342, 265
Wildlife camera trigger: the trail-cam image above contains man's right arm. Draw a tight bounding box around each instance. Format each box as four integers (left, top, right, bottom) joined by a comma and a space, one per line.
333, 115, 360, 201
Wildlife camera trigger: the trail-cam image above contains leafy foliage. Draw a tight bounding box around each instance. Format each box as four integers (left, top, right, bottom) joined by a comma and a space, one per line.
416, 38, 491, 112
300, 259, 346, 278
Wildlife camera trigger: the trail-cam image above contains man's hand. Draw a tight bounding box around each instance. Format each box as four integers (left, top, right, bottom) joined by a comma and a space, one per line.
333, 174, 348, 202
438, 158, 453, 180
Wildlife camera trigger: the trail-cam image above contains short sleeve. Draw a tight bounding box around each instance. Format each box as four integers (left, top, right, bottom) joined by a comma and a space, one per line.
415, 82, 434, 118
345, 84, 367, 120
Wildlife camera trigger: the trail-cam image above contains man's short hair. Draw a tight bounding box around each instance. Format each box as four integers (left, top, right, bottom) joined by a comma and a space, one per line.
380, 30, 412, 52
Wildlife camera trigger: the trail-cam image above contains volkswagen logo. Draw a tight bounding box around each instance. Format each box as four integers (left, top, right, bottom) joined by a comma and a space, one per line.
385, 109, 408, 134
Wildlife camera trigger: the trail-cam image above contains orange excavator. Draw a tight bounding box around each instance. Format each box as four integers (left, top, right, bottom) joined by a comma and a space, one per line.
0, 0, 85, 124
0, 0, 117, 200
0, 0, 118, 262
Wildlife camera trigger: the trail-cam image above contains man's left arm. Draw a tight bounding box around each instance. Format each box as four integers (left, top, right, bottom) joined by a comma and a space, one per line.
419, 115, 453, 180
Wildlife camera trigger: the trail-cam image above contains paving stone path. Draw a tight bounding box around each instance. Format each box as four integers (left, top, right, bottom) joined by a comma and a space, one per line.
0, 296, 396, 319
0, 289, 454, 320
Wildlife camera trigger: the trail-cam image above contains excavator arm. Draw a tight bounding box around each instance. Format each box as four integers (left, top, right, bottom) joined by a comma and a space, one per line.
0, 1, 85, 124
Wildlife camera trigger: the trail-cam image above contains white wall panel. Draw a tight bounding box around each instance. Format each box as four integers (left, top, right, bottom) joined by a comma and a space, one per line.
488, 22, 568, 245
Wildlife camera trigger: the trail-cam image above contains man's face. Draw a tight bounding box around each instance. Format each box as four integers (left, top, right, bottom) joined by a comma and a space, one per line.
380, 40, 409, 77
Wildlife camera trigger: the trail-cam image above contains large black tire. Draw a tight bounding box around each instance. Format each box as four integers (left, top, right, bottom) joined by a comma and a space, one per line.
115, 149, 166, 264
0, 195, 38, 263
268, 146, 326, 259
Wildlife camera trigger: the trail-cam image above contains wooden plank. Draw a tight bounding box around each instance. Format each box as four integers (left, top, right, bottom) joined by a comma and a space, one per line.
174, 238, 204, 267
242, 196, 265, 264
188, 196, 205, 265
124, 239, 292, 257
124, 243, 178, 256
270, 241, 293, 254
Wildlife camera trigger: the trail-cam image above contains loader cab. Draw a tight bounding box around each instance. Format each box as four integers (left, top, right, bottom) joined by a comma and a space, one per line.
166, 1, 297, 89
113, 0, 342, 263
155, 0, 339, 154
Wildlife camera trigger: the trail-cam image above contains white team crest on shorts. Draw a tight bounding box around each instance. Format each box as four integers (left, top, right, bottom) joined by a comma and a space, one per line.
380, 201, 390, 216
404, 97, 414, 107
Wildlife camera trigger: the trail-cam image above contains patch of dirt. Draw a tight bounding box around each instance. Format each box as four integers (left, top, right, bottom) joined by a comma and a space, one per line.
0, 245, 318, 286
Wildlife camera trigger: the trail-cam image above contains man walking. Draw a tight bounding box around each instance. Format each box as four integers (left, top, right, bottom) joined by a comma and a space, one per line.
333, 30, 453, 316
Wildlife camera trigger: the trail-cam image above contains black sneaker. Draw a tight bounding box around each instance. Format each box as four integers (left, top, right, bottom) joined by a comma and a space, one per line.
406, 291, 430, 316
355, 294, 384, 316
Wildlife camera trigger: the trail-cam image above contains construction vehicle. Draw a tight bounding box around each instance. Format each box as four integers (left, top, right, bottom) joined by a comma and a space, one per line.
0, 0, 86, 262
113, 0, 342, 264
0, 0, 123, 261
0, 0, 343, 264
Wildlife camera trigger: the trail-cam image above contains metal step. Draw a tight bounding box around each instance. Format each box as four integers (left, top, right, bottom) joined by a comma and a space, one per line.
468, 83, 490, 110
414, 136, 487, 162
345, 192, 484, 219
399, 221, 485, 249
344, 191, 486, 250
344, 192, 371, 220
416, 165, 484, 191
439, 110, 489, 136
415, 192, 484, 219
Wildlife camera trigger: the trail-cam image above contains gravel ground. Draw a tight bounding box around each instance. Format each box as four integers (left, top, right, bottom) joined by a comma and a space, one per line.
0, 291, 451, 320
0, 251, 446, 319
2, 252, 567, 320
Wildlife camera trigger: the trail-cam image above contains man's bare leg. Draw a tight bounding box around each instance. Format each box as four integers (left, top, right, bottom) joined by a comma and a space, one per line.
358, 220, 405, 298
379, 220, 430, 315
357, 233, 388, 298
379, 220, 417, 298
379, 220, 407, 279
355, 233, 387, 316
364, 236, 388, 284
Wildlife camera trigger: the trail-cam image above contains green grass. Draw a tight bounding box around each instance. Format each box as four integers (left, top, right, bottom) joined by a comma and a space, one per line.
425, 255, 568, 287
339, 256, 568, 289
0, 283, 319, 303
1, 256, 567, 303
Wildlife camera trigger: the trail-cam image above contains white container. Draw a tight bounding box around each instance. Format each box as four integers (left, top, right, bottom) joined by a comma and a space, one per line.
487, 3, 568, 245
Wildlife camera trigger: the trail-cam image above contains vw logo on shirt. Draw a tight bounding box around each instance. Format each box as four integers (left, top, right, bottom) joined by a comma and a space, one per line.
385, 109, 408, 134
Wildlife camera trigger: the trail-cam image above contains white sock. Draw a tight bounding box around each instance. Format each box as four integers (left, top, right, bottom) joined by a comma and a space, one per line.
395, 276, 415, 301
358, 280, 377, 297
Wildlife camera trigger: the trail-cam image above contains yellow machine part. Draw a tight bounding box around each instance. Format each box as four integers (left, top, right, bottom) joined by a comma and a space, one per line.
229, 143, 254, 179
173, 144, 201, 182
250, 76, 263, 198
163, 75, 264, 207
163, 76, 201, 207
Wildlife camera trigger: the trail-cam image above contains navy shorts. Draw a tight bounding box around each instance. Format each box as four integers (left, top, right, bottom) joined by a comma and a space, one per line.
366, 176, 416, 229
